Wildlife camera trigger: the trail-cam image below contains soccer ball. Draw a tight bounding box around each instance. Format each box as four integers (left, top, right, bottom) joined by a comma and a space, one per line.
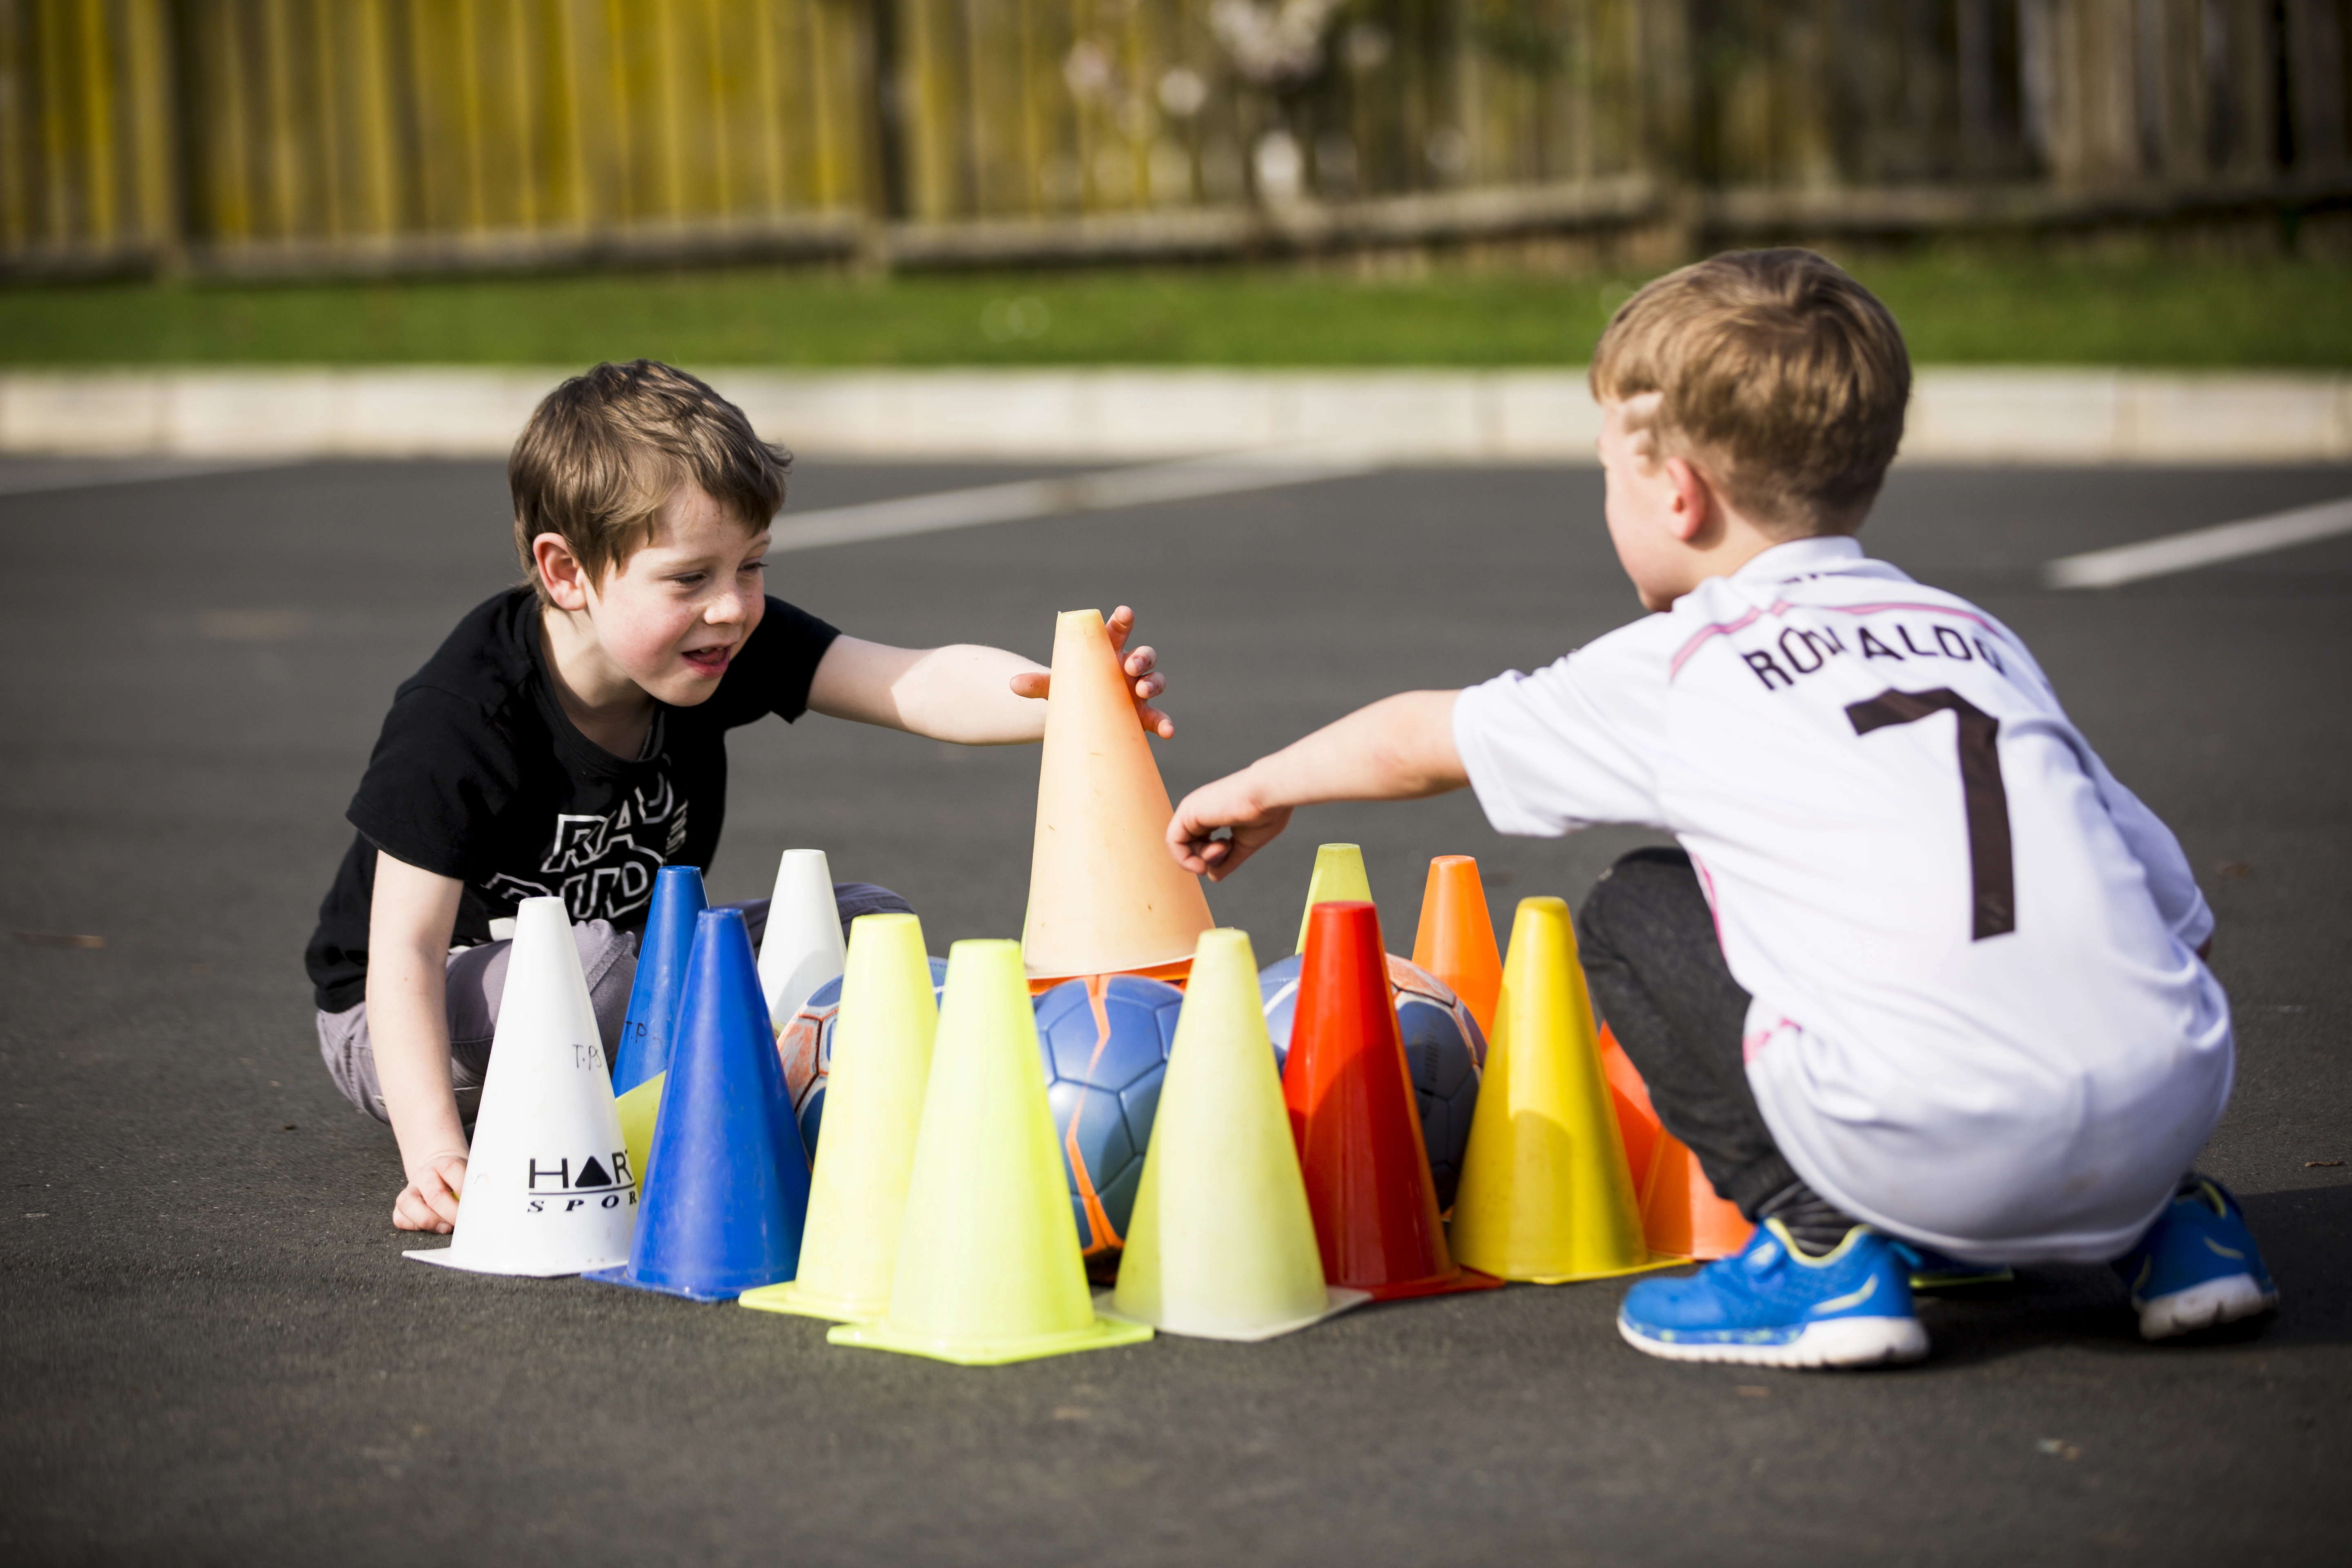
1032, 973, 1187, 1259
1258, 952, 1487, 1209
774, 957, 949, 1162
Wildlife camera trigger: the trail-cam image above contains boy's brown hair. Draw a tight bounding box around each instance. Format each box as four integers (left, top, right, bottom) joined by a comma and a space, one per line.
1590, 249, 1910, 535
510, 360, 791, 604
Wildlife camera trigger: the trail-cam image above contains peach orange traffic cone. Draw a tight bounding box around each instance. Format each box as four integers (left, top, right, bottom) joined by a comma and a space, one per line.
1447, 897, 1661, 1283
1021, 610, 1214, 984
1410, 855, 1502, 1037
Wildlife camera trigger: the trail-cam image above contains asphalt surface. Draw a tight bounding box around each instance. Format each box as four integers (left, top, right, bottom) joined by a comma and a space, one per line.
2, 454, 2347, 1566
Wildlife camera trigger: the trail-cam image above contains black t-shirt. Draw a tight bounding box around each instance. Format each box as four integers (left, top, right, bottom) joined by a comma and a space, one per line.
305, 588, 839, 1011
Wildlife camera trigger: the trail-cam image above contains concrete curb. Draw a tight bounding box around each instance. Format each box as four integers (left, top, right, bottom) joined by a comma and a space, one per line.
2, 367, 2347, 466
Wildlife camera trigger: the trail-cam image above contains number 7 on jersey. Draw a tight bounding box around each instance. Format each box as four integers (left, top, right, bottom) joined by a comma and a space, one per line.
1846, 687, 2017, 941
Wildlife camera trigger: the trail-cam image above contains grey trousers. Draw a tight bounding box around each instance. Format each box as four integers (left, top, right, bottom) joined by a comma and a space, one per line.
316, 882, 912, 1125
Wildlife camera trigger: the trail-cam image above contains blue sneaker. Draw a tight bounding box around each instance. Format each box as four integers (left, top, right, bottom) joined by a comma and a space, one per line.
1907, 1246, 2013, 1291
1618, 1219, 1929, 1369
2115, 1177, 2278, 1341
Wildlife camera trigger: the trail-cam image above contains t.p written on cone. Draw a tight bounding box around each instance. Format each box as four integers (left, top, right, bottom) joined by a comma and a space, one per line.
406, 896, 636, 1278
1021, 609, 1213, 984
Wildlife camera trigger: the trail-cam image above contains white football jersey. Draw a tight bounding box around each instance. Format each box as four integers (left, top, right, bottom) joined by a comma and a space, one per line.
1453, 535, 2230, 1263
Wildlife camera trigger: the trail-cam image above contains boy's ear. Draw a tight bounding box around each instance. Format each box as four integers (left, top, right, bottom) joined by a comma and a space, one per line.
533, 533, 595, 612
1662, 457, 1715, 543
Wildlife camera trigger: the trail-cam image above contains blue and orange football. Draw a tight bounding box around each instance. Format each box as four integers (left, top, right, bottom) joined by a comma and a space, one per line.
1031, 973, 1187, 1258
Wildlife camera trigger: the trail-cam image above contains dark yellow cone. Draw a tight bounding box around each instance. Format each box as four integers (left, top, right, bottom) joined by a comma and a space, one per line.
1294, 843, 1373, 954
829, 939, 1152, 1365
1447, 897, 1664, 1283
741, 912, 938, 1324
1105, 929, 1368, 1340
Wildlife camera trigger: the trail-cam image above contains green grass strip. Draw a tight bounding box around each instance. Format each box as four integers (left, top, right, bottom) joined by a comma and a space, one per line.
2, 253, 2345, 370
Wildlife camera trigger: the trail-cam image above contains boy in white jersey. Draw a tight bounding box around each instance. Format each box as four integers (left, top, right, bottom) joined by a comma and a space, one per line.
1165, 249, 2276, 1369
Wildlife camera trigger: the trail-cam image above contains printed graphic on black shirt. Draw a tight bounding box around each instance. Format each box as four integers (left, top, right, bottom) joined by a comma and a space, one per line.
481, 775, 690, 924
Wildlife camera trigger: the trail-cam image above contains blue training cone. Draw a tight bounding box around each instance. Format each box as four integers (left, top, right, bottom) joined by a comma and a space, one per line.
612, 865, 707, 1094
586, 909, 812, 1302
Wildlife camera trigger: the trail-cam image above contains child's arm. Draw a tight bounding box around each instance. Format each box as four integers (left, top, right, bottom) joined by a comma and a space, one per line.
367, 852, 472, 1234
1167, 690, 1466, 881
807, 605, 1170, 743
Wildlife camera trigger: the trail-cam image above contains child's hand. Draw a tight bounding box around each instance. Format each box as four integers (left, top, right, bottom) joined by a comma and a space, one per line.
393, 1152, 468, 1234
1167, 768, 1294, 882
1009, 605, 1174, 738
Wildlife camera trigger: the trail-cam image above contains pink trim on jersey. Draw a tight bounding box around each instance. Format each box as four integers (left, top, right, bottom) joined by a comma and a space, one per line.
1690, 851, 1729, 952
1666, 595, 2009, 682
1742, 1016, 1799, 1065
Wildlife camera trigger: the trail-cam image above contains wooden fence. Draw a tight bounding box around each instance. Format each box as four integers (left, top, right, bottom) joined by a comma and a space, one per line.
4, 0, 2348, 278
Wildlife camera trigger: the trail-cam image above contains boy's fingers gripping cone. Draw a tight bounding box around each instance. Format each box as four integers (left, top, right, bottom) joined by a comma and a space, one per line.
1448, 897, 1663, 1284
1105, 929, 1368, 1341
741, 912, 940, 1324
1022, 609, 1214, 984
829, 939, 1152, 1364
406, 897, 635, 1277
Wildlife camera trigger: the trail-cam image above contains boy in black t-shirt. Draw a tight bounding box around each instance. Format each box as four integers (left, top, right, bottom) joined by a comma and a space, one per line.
307, 361, 1172, 1236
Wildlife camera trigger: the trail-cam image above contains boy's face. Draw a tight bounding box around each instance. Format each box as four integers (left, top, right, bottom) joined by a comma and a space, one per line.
578, 484, 770, 706
1597, 394, 1703, 612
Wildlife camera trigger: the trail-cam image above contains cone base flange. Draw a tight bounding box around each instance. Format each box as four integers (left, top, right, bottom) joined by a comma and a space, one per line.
828, 1313, 1154, 1366
1517, 1252, 1688, 1285
1094, 1286, 1371, 1342
405, 1247, 626, 1278
580, 1263, 778, 1303
1355, 1265, 1508, 1304
1025, 954, 1194, 991
737, 1279, 884, 1324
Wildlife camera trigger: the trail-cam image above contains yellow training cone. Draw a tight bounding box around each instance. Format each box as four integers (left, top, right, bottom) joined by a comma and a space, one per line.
1020, 609, 1215, 983
1105, 929, 1369, 1340
615, 1071, 664, 1200
1295, 843, 1373, 954
1447, 897, 1663, 1283
829, 939, 1153, 1365
742, 912, 939, 1323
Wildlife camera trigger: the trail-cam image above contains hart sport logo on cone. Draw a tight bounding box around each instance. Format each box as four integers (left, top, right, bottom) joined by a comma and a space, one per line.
1600, 1025, 1754, 1261
758, 848, 846, 1031
1410, 856, 1503, 1038
829, 939, 1153, 1365
1448, 897, 1665, 1284
1105, 928, 1368, 1341
611, 864, 707, 1192
1284, 902, 1503, 1303
407, 897, 635, 1278
586, 909, 811, 1302
741, 912, 940, 1325
1294, 843, 1373, 955
1020, 610, 1213, 984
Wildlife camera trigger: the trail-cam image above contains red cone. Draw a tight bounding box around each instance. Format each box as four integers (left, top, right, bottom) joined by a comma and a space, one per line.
1284, 902, 1503, 1302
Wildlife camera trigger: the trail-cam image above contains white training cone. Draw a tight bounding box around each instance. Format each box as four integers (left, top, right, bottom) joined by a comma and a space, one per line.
407, 896, 637, 1277
757, 848, 846, 1031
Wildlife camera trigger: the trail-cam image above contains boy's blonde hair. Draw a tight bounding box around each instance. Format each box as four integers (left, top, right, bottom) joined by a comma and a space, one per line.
510, 360, 791, 604
1590, 249, 1909, 535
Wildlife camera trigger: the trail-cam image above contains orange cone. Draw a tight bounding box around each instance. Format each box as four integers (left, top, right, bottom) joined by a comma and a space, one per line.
1410, 856, 1503, 1038
1020, 609, 1215, 984
1599, 1023, 1754, 1260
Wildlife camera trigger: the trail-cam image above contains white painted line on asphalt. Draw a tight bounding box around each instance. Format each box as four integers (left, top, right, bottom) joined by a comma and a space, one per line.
2044, 495, 2352, 589
768, 447, 1382, 552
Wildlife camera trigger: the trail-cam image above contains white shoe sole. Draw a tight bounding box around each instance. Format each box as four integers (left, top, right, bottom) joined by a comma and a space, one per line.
1618, 1314, 1929, 1369
2138, 1273, 2278, 1340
